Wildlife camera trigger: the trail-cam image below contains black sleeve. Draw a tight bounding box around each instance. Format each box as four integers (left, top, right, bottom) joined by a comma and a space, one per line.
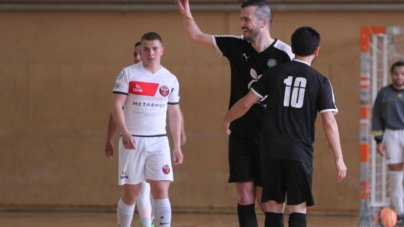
372, 91, 385, 143
214, 35, 243, 58
317, 78, 337, 112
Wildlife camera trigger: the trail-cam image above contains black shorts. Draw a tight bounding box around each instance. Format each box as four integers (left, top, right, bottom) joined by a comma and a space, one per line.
228, 134, 263, 186
261, 159, 314, 206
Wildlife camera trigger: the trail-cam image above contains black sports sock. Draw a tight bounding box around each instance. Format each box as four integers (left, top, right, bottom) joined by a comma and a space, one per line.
288, 212, 306, 227
237, 203, 258, 227
264, 212, 284, 227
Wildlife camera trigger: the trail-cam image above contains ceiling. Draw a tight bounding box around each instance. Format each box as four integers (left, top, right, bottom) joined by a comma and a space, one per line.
0, 0, 403, 11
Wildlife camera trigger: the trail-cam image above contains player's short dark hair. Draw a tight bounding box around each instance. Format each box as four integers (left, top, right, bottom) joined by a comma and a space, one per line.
140, 32, 162, 44
291, 26, 320, 56
241, 0, 272, 26
134, 42, 141, 48
391, 61, 404, 73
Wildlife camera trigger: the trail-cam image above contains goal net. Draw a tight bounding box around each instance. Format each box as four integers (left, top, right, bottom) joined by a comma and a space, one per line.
357, 26, 404, 227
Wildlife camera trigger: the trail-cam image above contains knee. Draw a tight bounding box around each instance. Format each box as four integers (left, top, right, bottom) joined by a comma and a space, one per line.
152, 189, 167, 199
237, 188, 255, 204
258, 201, 268, 212
122, 186, 140, 205
267, 200, 285, 213
150, 182, 169, 199
122, 193, 137, 205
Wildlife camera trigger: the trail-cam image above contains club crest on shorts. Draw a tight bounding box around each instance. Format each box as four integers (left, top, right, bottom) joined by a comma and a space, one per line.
159, 85, 170, 97
267, 59, 277, 68
120, 171, 128, 179
162, 164, 171, 174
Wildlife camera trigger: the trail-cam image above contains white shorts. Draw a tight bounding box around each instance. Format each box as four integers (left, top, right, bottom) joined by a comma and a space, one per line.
384, 129, 404, 164
118, 136, 173, 185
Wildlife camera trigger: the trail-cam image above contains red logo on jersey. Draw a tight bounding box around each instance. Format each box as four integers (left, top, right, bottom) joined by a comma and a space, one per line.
129, 81, 159, 96
162, 164, 171, 174
159, 86, 170, 97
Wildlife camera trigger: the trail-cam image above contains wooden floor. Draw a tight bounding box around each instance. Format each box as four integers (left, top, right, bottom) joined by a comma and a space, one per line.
0, 211, 360, 227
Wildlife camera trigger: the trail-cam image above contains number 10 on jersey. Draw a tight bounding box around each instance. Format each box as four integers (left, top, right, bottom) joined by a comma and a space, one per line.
283, 76, 307, 108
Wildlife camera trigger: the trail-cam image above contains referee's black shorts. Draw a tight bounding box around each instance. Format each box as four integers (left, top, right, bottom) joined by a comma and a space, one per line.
228, 134, 263, 186
261, 158, 314, 206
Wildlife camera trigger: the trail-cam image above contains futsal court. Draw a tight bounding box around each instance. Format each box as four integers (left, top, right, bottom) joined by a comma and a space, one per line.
0, 211, 357, 227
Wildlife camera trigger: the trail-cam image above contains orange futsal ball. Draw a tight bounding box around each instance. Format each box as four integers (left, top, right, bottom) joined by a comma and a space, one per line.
377, 208, 398, 227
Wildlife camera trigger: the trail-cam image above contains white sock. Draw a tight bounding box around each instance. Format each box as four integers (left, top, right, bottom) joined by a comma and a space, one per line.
117, 199, 135, 227
390, 171, 404, 215
150, 194, 155, 220
137, 182, 153, 227
154, 198, 171, 227
139, 216, 152, 227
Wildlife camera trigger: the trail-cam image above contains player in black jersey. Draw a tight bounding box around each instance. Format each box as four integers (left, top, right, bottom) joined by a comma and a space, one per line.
176, 0, 293, 226
222, 26, 347, 227
372, 61, 404, 225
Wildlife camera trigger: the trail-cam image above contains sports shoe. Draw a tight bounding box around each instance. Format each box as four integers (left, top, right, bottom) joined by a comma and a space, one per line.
397, 214, 404, 226
137, 218, 154, 227
137, 218, 143, 227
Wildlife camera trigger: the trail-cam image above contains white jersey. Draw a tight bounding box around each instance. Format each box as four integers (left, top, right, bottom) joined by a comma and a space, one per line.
113, 62, 180, 136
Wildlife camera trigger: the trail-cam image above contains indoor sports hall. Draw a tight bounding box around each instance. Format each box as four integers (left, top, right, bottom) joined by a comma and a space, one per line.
1, 0, 404, 226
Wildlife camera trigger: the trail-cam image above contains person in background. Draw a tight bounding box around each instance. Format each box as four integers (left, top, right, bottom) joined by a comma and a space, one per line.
372, 61, 404, 226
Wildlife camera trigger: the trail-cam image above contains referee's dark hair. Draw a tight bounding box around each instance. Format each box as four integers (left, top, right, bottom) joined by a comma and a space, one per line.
291, 26, 321, 56
241, 0, 272, 26
390, 61, 404, 73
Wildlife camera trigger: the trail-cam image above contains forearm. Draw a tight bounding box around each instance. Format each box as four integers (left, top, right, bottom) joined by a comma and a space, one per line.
183, 13, 199, 41
322, 115, 343, 161
106, 113, 118, 142
111, 100, 129, 136
181, 12, 214, 49
372, 118, 384, 143
168, 107, 182, 149
371, 96, 384, 143
223, 97, 251, 125
180, 111, 186, 135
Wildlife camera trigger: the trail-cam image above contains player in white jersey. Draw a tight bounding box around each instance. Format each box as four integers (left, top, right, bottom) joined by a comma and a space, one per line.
106, 41, 156, 227
105, 41, 187, 227
111, 32, 183, 227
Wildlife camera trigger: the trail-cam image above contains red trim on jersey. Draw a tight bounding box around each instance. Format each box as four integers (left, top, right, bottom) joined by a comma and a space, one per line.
129, 81, 159, 96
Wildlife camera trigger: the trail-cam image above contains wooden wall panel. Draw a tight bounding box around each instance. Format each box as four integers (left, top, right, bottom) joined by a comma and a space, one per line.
0, 10, 403, 213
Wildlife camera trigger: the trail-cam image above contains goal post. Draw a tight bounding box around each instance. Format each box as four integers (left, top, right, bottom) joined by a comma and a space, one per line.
359, 25, 404, 226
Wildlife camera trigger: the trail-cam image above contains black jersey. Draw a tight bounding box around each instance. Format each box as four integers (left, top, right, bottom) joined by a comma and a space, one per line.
372, 85, 404, 143
214, 35, 293, 139
251, 60, 338, 163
